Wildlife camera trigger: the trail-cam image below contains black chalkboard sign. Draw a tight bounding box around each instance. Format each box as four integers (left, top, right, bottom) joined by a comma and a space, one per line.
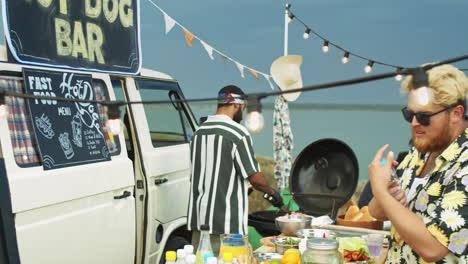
4, 0, 141, 74
23, 68, 111, 170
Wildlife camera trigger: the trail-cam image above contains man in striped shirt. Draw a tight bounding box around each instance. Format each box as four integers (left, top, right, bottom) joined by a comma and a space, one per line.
188, 85, 286, 254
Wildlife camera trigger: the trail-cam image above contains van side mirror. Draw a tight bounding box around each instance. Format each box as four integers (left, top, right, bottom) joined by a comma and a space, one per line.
199, 116, 207, 124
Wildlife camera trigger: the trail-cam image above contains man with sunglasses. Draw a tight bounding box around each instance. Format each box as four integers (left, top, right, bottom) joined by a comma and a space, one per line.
368, 64, 468, 263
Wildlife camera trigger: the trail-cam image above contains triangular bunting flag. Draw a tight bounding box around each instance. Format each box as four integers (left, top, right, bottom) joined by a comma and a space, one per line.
220, 55, 228, 69
200, 41, 215, 60
183, 29, 195, 47
234, 61, 245, 78
164, 13, 176, 34
248, 68, 260, 81
261, 73, 275, 90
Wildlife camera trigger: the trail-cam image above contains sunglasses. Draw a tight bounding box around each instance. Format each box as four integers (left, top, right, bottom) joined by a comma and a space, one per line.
401, 105, 456, 126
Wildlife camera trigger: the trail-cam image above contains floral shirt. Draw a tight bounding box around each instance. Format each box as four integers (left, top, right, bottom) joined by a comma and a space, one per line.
387, 128, 468, 264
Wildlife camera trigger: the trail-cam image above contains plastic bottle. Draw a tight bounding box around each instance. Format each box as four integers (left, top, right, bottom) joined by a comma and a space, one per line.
186, 254, 196, 264
195, 225, 213, 264
207, 256, 218, 264
184, 245, 194, 255
166, 251, 177, 264
204, 253, 215, 264
177, 249, 187, 264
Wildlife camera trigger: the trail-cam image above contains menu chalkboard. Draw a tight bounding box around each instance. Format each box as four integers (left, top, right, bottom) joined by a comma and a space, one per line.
23, 68, 111, 170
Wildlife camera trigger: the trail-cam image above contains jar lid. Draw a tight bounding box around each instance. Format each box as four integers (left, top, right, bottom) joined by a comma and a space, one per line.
166, 251, 176, 261
307, 238, 338, 250
223, 234, 246, 246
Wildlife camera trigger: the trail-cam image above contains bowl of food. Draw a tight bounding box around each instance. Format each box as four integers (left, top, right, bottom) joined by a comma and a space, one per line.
271, 237, 301, 254
336, 205, 383, 230
295, 229, 337, 239
275, 215, 307, 236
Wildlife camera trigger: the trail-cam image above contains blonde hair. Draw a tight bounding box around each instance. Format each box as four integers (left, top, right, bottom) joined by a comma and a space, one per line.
401, 64, 468, 106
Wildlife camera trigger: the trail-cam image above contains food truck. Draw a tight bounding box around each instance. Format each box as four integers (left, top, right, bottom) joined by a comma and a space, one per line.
0, 1, 197, 263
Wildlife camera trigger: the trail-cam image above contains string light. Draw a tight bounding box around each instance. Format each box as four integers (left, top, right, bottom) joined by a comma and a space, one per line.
415, 87, 432, 106
0, 93, 7, 118
287, 13, 294, 23
342, 52, 350, 64
322, 41, 329, 53
395, 67, 403, 81
106, 104, 123, 135
286, 7, 404, 72
245, 96, 264, 133
411, 68, 429, 89
0, 54, 466, 126
365, 61, 374, 73
303, 28, 311, 40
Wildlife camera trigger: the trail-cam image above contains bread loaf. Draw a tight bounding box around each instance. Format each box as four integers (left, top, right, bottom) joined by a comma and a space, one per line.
359, 206, 376, 221
344, 205, 360, 220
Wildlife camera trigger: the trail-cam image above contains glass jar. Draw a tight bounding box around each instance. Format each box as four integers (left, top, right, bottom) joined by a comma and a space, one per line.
219, 234, 252, 264
301, 238, 343, 264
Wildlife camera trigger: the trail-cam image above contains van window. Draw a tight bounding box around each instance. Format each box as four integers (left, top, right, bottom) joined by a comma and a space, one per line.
1, 77, 40, 165
135, 79, 193, 148
93, 80, 121, 156
0, 76, 120, 167
111, 79, 134, 160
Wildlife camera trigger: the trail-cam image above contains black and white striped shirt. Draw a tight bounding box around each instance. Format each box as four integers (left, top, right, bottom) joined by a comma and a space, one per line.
187, 115, 260, 235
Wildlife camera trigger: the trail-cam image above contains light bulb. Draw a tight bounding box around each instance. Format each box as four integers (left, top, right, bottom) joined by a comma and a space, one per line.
0, 105, 8, 118
395, 68, 403, 81
106, 119, 122, 135
245, 111, 264, 133
365, 61, 374, 73
287, 14, 294, 23
303, 28, 311, 39
415, 87, 432, 106
342, 52, 350, 64
322, 41, 329, 53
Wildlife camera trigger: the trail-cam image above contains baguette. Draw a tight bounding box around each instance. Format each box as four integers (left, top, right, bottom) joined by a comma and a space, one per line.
350, 212, 364, 221
344, 205, 360, 220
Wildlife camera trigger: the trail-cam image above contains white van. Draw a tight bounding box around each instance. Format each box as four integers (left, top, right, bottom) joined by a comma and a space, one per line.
0, 57, 198, 264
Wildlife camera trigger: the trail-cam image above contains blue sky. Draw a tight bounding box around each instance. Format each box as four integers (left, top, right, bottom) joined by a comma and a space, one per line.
136, 0, 468, 104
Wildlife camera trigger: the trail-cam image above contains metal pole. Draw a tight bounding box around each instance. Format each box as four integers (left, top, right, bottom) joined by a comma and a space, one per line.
284, 3, 290, 56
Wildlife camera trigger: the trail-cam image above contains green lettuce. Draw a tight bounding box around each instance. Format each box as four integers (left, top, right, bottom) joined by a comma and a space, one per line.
338, 237, 370, 257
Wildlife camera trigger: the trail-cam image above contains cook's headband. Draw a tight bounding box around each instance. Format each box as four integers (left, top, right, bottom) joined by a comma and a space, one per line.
218, 93, 244, 104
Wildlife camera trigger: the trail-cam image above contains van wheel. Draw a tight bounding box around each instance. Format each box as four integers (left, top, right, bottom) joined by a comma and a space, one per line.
160, 236, 190, 264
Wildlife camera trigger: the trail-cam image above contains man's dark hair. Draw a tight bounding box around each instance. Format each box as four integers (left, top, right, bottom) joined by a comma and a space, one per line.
217, 85, 245, 108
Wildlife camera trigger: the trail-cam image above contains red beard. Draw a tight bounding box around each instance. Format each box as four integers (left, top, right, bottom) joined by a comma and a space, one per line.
412, 119, 452, 153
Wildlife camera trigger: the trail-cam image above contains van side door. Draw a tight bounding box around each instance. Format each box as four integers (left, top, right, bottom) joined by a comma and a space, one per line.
124, 77, 195, 264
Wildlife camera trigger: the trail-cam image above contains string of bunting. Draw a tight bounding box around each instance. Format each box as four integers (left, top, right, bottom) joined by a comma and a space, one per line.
286, 6, 407, 79
145, 0, 275, 90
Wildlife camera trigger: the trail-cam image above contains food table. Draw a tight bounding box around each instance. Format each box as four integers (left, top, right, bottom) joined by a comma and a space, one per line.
254, 225, 391, 264
254, 243, 388, 264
